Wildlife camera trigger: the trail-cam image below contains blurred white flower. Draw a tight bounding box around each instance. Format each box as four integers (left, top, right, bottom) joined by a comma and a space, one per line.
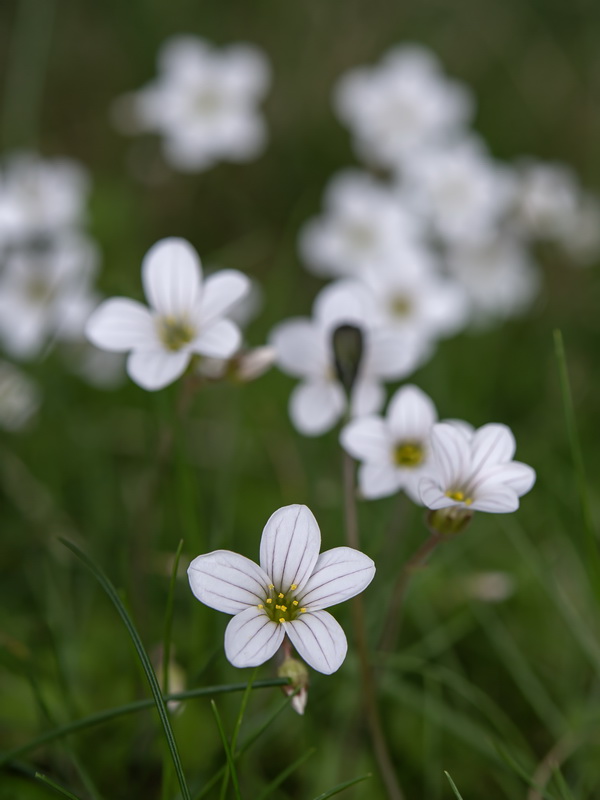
514, 160, 580, 242
0, 152, 89, 249
86, 237, 250, 391
341, 384, 437, 501
270, 281, 428, 436
464, 571, 515, 603
334, 45, 473, 170
299, 170, 422, 278
0, 233, 100, 359
445, 236, 541, 325
188, 504, 375, 674
420, 422, 536, 513
114, 35, 271, 172
403, 138, 515, 245
559, 193, 600, 266
0, 360, 40, 431
362, 245, 470, 342
197, 345, 276, 383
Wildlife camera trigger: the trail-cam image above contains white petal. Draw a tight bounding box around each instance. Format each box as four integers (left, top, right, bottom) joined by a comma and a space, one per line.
298, 547, 375, 610
126, 350, 189, 390
289, 380, 346, 436
188, 550, 272, 614
358, 463, 403, 499
430, 423, 471, 489
478, 461, 536, 497
366, 329, 429, 380
387, 384, 437, 440
224, 607, 284, 668
85, 298, 157, 352
471, 483, 520, 513
350, 378, 385, 417
419, 476, 457, 509
192, 318, 241, 358
200, 270, 250, 327
142, 237, 202, 316
286, 610, 348, 675
259, 504, 321, 592
313, 280, 373, 331
470, 424, 516, 471
340, 416, 390, 463
270, 319, 328, 379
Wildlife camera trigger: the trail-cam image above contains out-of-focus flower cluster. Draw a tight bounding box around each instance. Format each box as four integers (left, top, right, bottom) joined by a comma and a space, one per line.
269, 44, 600, 437
0, 152, 123, 427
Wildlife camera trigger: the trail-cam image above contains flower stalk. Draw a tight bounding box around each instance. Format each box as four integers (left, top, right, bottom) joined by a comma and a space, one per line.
342, 451, 404, 800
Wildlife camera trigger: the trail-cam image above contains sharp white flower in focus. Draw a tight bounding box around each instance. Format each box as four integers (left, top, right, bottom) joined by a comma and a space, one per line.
420, 422, 536, 513
270, 280, 429, 436
188, 504, 375, 674
114, 35, 271, 172
85, 237, 250, 390
334, 45, 473, 170
341, 384, 438, 501
299, 170, 423, 278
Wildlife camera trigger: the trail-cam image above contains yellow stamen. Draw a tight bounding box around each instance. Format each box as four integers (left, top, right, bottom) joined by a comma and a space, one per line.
300, 608, 307, 613
280, 605, 287, 612
266, 598, 272, 604
292, 600, 299, 606
257, 604, 263, 609
268, 584, 274, 589
279, 617, 285, 624
278, 592, 285, 599
290, 584, 297, 590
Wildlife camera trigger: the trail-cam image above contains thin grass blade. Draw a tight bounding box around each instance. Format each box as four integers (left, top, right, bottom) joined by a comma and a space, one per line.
444, 771, 465, 800
311, 773, 372, 800
211, 699, 242, 800
35, 773, 83, 800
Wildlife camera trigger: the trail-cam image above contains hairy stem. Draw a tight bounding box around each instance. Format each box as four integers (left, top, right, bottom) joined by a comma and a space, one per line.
342, 452, 404, 800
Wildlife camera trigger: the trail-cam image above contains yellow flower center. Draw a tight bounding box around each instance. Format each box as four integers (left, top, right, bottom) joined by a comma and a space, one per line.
394, 441, 423, 467
390, 294, 412, 318
158, 316, 195, 351
445, 489, 473, 506
257, 584, 307, 623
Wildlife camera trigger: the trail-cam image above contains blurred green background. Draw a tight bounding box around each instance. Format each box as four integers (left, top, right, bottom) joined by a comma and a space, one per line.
1, 0, 600, 798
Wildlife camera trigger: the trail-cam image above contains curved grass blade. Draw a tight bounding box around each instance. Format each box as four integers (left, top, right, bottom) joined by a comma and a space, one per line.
0, 679, 289, 768
35, 772, 83, 800
210, 700, 241, 800
444, 771, 465, 800
256, 747, 316, 800
311, 773, 372, 800
60, 538, 191, 800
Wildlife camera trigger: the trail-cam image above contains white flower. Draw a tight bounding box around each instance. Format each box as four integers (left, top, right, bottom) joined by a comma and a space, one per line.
270, 281, 428, 436
445, 236, 541, 325
115, 35, 271, 172
513, 160, 581, 241
86, 237, 250, 390
299, 170, 422, 278
403, 138, 515, 245
0, 232, 99, 359
341, 384, 437, 501
0, 360, 40, 431
361, 245, 470, 342
187, 504, 375, 674
334, 45, 473, 170
420, 422, 536, 513
0, 152, 89, 249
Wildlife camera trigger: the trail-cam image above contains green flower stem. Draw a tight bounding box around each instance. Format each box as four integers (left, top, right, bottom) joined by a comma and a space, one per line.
342, 452, 404, 800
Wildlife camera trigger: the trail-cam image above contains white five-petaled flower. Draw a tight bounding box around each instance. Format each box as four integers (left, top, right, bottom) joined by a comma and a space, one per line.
341, 384, 438, 502
270, 280, 428, 436
419, 422, 536, 513
299, 170, 422, 279
334, 45, 473, 171
85, 237, 249, 390
187, 504, 376, 674
114, 35, 271, 173
0, 360, 41, 431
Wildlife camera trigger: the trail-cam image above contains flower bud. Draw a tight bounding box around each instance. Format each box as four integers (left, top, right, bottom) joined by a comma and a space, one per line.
427, 506, 473, 537
331, 323, 364, 394
278, 657, 309, 715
